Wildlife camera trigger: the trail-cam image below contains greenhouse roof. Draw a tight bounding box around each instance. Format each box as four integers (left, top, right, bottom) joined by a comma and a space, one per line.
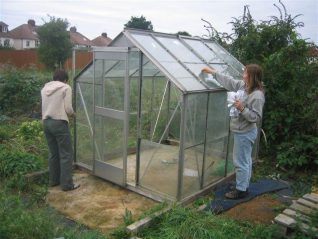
111, 28, 244, 93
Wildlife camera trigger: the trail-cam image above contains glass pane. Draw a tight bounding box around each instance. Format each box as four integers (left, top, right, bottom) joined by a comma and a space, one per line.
203, 91, 230, 186
76, 82, 94, 167
157, 37, 201, 62
207, 63, 242, 82
206, 42, 244, 74
130, 33, 205, 91
77, 63, 94, 83
139, 140, 179, 199
94, 59, 125, 110
127, 52, 139, 184
226, 133, 235, 175
128, 52, 140, 149
94, 114, 124, 168
184, 39, 223, 63
138, 69, 182, 199
167, 84, 182, 141
182, 93, 208, 198
140, 76, 169, 142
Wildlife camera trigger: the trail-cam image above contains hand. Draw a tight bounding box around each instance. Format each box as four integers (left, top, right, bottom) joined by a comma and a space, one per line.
234, 100, 245, 112
201, 67, 217, 75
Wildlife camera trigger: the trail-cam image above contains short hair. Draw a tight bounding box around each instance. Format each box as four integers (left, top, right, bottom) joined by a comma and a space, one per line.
53, 69, 69, 82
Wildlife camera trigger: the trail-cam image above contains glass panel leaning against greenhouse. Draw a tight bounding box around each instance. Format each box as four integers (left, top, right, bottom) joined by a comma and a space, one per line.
74, 28, 260, 202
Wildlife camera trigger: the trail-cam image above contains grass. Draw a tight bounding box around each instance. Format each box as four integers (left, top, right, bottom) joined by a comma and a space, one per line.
0, 185, 107, 239
1, 117, 317, 239
137, 206, 280, 239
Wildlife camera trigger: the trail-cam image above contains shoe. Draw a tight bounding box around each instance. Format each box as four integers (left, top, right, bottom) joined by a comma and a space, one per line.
229, 184, 249, 193
62, 183, 80, 191
225, 189, 249, 199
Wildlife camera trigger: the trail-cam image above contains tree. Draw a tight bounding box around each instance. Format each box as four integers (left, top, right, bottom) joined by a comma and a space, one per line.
37, 16, 72, 70
124, 15, 153, 31
176, 31, 191, 36
205, 1, 318, 169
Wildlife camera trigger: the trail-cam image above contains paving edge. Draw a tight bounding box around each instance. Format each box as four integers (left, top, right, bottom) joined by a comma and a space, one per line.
126, 207, 171, 235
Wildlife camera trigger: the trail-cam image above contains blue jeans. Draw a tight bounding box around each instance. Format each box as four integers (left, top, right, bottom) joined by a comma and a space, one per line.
233, 128, 258, 191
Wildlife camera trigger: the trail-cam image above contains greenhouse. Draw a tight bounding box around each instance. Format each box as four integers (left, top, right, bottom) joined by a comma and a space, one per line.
74, 28, 259, 202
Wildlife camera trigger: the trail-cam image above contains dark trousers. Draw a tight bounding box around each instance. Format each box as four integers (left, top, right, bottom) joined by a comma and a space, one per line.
43, 119, 74, 190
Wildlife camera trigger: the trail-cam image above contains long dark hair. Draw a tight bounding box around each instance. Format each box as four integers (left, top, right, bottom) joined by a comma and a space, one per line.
245, 64, 264, 94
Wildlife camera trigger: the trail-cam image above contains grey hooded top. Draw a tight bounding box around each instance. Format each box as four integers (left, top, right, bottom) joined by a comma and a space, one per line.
214, 72, 265, 133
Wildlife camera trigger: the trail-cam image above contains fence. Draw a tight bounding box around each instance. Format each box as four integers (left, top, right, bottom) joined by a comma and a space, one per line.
0, 49, 93, 71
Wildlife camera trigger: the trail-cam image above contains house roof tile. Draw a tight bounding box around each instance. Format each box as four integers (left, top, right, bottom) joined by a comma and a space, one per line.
69, 26, 92, 46
91, 33, 112, 46
9, 21, 38, 40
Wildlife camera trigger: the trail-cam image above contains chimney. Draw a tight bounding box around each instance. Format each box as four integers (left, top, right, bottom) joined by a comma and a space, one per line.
102, 33, 107, 38
70, 26, 77, 33
28, 19, 36, 27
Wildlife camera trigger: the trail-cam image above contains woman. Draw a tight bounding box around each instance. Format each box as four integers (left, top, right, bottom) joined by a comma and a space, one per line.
202, 64, 265, 199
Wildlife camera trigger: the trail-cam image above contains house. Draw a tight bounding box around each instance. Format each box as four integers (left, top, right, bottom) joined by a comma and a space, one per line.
69, 26, 92, 48
0, 21, 14, 48
91, 33, 112, 47
9, 19, 39, 50
4, 20, 95, 50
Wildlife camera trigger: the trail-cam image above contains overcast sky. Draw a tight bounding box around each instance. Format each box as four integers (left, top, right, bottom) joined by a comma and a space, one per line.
1, 0, 317, 44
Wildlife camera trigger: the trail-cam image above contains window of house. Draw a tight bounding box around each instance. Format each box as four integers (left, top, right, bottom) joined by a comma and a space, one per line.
35, 40, 39, 47
26, 41, 30, 47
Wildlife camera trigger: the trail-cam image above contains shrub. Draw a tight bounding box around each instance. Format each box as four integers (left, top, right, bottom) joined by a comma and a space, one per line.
16, 120, 44, 141
13, 120, 48, 161
0, 150, 42, 178
0, 64, 50, 116
215, 2, 318, 169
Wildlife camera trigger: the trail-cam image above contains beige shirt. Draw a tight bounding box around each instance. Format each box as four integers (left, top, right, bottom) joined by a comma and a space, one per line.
41, 81, 74, 122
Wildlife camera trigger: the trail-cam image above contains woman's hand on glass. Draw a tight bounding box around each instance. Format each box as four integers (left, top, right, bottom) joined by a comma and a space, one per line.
201, 67, 217, 75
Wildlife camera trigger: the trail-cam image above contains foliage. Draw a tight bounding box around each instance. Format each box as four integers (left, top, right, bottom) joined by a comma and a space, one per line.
37, 16, 72, 70
124, 15, 153, 31
0, 150, 42, 178
2, 120, 48, 162
176, 31, 191, 36
0, 65, 49, 116
16, 120, 44, 141
0, 126, 11, 141
0, 192, 57, 239
138, 206, 280, 239
262, 40, 318, 169
214, 1, 318, 169
0, 189, 107, 239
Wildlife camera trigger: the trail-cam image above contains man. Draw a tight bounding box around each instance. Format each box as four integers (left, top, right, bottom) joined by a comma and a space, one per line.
41, 69, 79, 191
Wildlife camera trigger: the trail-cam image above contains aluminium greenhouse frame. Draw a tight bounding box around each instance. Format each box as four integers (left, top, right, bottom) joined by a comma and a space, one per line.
74, 29, 261, 202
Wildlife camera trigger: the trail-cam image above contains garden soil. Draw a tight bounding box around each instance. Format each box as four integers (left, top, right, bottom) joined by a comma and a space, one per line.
47, 169, 296, 235
223, 194, 284, 224
47, 170, 158, 234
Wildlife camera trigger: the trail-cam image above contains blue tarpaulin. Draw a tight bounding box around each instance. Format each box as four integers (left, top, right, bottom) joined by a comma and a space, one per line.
205, 179, 290, 214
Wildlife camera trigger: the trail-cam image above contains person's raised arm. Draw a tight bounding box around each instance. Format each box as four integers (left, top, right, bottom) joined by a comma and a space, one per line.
201, 67, 244, 92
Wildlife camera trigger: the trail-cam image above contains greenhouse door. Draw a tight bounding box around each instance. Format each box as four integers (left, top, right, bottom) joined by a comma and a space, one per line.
93, 48, 129, 186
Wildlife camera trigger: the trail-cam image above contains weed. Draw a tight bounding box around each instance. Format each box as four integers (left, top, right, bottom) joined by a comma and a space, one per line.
123, 208, 133, 226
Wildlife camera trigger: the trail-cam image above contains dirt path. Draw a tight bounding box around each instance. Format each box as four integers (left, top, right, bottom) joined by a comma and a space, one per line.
47, 170, 158, 234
